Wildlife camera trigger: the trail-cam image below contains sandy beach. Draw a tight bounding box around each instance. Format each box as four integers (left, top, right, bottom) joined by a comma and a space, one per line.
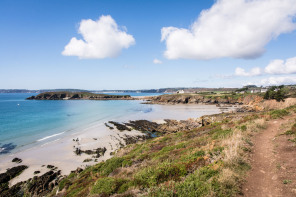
0, 103, 236, 187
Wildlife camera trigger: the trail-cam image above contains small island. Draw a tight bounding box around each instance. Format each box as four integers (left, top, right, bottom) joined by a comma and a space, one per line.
26, 91, 133, 100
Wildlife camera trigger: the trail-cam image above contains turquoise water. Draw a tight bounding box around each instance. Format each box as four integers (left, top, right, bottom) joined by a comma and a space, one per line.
0, 93, 162, 155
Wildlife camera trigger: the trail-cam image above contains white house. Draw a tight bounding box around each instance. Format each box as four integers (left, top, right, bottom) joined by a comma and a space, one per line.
176, 90, 185, 94
261, 88, 268, 93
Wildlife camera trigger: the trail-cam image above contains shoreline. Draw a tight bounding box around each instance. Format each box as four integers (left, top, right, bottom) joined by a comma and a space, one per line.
0, 103, 236, 187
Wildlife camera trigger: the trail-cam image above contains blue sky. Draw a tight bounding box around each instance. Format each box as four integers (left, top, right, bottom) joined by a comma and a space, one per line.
1, 0, 296, 90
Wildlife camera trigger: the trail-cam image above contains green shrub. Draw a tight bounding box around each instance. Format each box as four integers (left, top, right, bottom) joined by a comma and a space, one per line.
285, 123, 296, 135
270, 109, 289, 119
58, 178, 71, 191
148, 167, 220, 197
92, 157, 131, 176
240, 125, 247, 131
264, 85, 288, 102
91, 177, 116, 195
91, 177, 130, 195
211, 128, 233, 139
134, 162, 187, 187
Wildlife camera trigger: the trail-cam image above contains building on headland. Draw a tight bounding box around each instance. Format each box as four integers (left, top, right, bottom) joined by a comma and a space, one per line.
176, 90, 185, 94
260, 88, 268, 93
250, 89, 261, 93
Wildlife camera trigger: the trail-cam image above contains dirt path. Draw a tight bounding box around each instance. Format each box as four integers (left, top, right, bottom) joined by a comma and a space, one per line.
242, 117, 296, 197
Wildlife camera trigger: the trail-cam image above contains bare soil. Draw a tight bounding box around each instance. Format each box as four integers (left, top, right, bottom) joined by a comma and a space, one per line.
242, 117, 296, 197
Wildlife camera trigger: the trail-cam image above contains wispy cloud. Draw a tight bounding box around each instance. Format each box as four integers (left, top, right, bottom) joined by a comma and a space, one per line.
259, 76, 296, 86
235, 67, 262, 77
153, 58, 162, 64
62, 15, 135, 59
161, 0, 296, 60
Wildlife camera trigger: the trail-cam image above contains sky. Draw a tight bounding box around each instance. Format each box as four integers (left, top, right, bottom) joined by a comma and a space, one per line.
1, 0, 296, 90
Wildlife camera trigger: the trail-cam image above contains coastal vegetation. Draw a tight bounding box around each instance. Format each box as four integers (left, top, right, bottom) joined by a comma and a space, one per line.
263, 85, 288, 102
41, 105, 295, 196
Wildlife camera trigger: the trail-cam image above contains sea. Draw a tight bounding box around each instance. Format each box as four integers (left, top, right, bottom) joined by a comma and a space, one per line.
0, 93, 222, 157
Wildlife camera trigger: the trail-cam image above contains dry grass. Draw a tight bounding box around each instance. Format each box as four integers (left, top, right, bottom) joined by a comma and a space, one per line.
217, 118, 268, 191
218, 168, 238, 188
262, 98, 296, 110
221, 130, 243, 164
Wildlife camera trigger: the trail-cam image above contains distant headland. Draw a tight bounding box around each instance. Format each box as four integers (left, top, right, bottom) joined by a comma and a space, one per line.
26, 92, 133, 100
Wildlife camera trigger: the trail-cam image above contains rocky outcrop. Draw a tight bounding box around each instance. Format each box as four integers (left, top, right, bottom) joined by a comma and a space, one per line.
105, 119, 203, 136
108, 121, 132, 131
26, 91, 133, 100
12, 158, 22, 163
144, 94, 265, 105
0, 170, 62, 197
0, 165, 28, 194
25, 170, 62, 196
75, 147, 107, 158
144, 94, 242, 105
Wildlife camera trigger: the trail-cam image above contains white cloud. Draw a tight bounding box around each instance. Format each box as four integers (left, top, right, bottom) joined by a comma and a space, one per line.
62, 15, 135, 59
235, 67, 261, 77
265, 57, 296, 74
260, 76, 296, 86
235, 56, 296, 77
153, 58, 162, 64
161, 0, 296, 60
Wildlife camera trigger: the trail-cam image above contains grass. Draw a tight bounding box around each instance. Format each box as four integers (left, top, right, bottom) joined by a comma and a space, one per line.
284, 122, 296, 144
283, 179, 292, 184
270, 109, 289, 119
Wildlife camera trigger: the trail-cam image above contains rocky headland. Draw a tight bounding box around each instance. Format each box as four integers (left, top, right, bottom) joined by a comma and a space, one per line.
144, 93, 263, 105
26, 91, 133, 100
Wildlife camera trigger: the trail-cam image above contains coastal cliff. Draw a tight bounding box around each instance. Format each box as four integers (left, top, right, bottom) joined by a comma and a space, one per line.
144, 93, 264, 105
26, 92, 133, 100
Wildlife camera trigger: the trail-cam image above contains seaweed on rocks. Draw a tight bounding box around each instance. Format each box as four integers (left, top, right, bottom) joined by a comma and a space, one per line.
26, 170, 62, 196
0, 169, 62, 197
12, 157, 22, 163
122, 134, 149, 145
0, 165, 28, 194
75, 147, 107, 158
126, 120, 160, 132
105, 123, 114, 130
108, 121, 131, 131
34, 171, 40, 175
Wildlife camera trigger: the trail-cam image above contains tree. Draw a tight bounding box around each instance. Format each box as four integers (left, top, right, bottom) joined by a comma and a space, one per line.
264, 86, 287, 102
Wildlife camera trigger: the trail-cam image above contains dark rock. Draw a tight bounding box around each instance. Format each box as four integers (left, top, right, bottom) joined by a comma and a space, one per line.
12, 158, 22, 163
108, 121, 131, 131
26, 170, 61, 196
46, 165, 55, 169
0, 165, 28, 185
81, 147, 107, 158
126, 120, 159, 133
105, 123, 114, 130
75, 147, 81, 155
34, 171, 40, 174
83, 158, 92, 162
70, 167, 83, 174
0, 182, 23, 197
0, 165, 28, 195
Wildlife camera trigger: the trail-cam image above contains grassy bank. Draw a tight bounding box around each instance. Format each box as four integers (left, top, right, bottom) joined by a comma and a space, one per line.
45, 106, 296, 197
